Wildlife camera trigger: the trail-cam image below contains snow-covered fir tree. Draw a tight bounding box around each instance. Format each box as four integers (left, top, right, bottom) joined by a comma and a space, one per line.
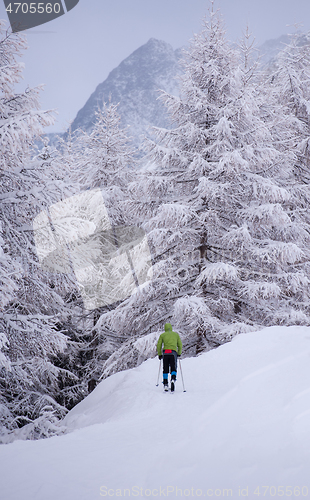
158, 16, 310, 341
92, 4, 310, 378
55, 102, 138, 384
75, 101, 134, 223
270, 30, 310, 182
91, 6, 244, 373
268, 31, 310, 244
0, 23, 79, 440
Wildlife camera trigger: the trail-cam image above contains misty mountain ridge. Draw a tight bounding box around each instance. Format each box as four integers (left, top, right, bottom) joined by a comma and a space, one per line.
46, 34, 296, 150
68, 38, 182, 150
258, 33, 289, 65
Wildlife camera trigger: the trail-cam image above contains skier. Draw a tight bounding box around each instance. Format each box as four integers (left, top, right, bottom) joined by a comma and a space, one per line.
157, 323, 182, 392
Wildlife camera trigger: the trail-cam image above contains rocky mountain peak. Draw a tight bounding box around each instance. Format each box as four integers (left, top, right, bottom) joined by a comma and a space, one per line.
65, 34, 292, 153
69, 38, 181, 150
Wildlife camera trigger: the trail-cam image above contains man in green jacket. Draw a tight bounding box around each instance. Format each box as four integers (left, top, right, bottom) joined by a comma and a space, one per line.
157, 323, 182, 392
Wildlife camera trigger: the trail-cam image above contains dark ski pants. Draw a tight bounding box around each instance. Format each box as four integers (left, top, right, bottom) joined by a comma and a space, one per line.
163, 351, 177, 385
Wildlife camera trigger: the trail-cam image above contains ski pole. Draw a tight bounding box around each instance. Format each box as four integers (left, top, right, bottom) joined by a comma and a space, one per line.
179, 359, 186, 392
156, 358, 162, 386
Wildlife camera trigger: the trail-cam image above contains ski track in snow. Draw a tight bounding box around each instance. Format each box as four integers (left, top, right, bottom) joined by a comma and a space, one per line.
1, 326, 310, 499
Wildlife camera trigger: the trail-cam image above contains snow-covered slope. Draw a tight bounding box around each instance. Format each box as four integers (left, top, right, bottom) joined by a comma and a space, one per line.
1, 326, 310, 500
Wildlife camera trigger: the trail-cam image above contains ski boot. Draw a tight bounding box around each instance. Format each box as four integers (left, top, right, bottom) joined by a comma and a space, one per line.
171, 378, 176, 393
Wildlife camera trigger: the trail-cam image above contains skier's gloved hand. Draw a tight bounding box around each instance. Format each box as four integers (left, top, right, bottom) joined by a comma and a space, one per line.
177, 354, 181, 357
158, 355, 163, 360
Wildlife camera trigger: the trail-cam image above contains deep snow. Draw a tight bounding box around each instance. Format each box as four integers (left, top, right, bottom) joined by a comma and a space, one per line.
1, 326, 310, 500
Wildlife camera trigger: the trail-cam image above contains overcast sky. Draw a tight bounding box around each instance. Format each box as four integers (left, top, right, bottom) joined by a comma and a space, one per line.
1, 0, 310, 133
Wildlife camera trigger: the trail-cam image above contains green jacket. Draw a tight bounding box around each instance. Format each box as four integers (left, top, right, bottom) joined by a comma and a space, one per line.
157, 323, 182, 356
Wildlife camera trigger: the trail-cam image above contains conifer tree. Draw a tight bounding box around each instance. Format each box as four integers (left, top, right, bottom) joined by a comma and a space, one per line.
75, 101, 134, 222
270, 30, 310, 180
97, 5, 310, 377
0, 23, 78, 440
54, 102, 138, 384
269, 31, 310, 237
95, 6, 243, 373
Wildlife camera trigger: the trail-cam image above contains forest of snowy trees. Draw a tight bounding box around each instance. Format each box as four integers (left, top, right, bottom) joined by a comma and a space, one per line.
2, 2, 310, 441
